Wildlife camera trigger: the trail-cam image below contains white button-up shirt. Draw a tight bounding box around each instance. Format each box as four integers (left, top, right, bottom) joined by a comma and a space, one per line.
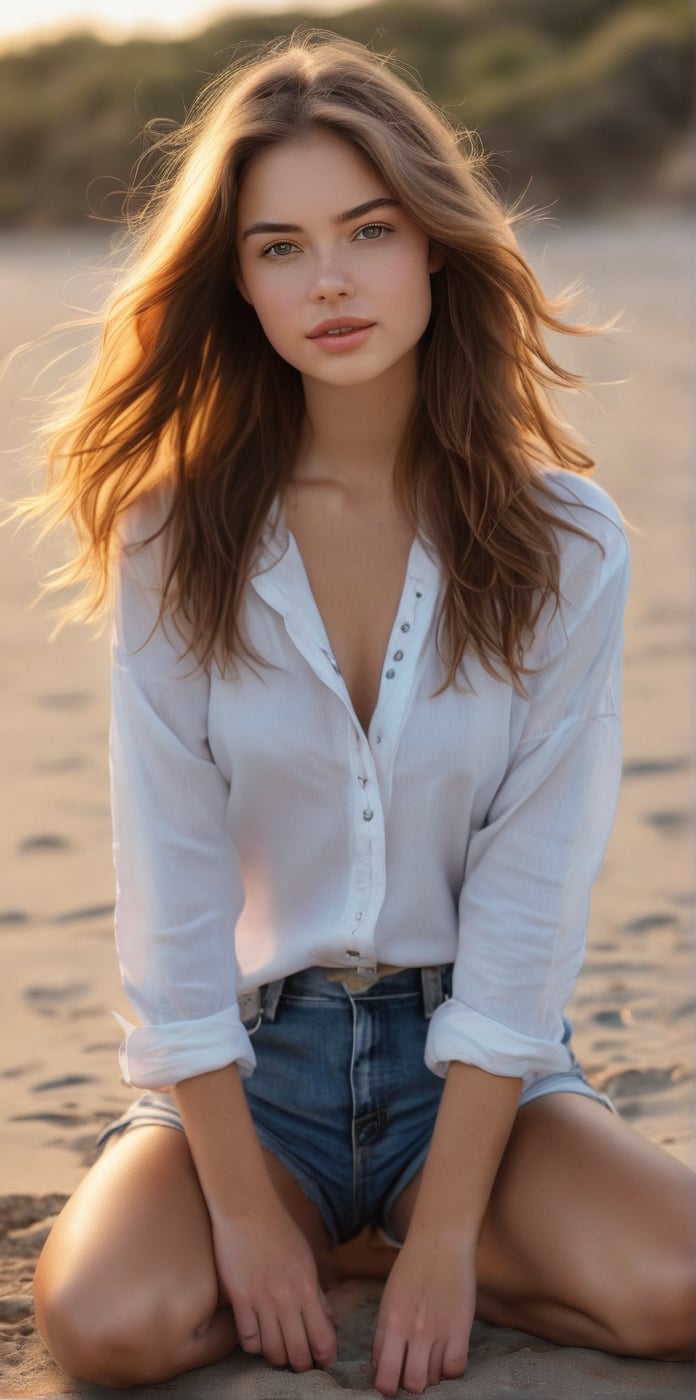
109, 468, 630, 1094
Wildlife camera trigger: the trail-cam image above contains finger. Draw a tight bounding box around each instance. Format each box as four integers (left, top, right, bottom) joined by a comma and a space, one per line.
426, 1336, 447, 1389
441, 1330, 469, 1380
371, 1314, 385, 1370
319, 1286, 336, 1321
231, 1299, 263, 1355
256, 1304, 289, 1369
373, 1331, 406, 1398
302, 1292, 338, 1368
278, 1308, 314, 1373
401, 1335, 434, 1396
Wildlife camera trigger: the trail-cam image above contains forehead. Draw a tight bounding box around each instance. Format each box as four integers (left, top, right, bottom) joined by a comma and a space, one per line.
236, 132, 390, 218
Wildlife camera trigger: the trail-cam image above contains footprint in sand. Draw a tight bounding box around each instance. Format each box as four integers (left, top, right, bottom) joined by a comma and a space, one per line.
0, 1063, 42, 1079
23, 982, 89, 1004
35, 755, 87, 773
592, 1009, 633, 1029
644, 810, 691, 836
9, 1111, 89, 1126
37, 691, 92, 711
598, 1065, 692, 1099
622, 756, 691, 779
31, 1074, 97, 1093
674, 999, 696, 1019
17, 833, 72, 854
622, 913, 678, 935
0, 909, 30, 926
0, 1297, 33, 1322
53, 902, 113, 925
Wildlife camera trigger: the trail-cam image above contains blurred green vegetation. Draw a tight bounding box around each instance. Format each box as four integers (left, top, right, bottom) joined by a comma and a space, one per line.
0, 0, 691, 226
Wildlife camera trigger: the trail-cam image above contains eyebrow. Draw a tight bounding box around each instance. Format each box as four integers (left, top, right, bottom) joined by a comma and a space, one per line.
241, 196, 400, 241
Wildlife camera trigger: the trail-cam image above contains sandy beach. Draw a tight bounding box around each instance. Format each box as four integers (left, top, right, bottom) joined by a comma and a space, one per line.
0, 210, 694, 1396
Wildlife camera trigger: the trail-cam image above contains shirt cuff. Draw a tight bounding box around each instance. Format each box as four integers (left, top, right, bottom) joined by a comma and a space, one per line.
112, 1004, 257, 1089
424, 997, 572, 1081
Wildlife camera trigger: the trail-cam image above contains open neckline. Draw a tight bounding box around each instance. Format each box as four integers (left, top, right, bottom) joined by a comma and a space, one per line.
276, 495, 425, 736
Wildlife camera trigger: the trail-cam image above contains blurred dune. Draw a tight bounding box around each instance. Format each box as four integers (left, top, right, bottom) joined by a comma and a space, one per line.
0, 0, 692, 227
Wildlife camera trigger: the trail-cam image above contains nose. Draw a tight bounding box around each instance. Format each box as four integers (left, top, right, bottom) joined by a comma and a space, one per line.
308, 249, 354, 303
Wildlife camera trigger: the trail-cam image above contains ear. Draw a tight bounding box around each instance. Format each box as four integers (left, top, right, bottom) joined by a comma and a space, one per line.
428, 243, 446, 274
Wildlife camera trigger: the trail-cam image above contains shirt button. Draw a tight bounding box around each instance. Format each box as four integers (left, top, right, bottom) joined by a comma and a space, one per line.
392, 650, 404, 661
385, 668, 396, 679
355, 911, 363, 921
362, 808, 374, 821
415, 590, 423, 599
400, 622, 410, 632
357, 775, 368, 787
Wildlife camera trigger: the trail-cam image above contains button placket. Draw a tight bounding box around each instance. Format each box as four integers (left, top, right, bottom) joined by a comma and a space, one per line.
371, 578, 435, 822
344, 717, 383, 960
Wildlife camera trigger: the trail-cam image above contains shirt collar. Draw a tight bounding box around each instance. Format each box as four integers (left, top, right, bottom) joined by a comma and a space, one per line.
250, 491, 442, 618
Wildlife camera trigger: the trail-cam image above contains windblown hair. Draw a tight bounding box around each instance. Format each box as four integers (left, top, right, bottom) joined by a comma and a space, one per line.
8, 29, 616, 693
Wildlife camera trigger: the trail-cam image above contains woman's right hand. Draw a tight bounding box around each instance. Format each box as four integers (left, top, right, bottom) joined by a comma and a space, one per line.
211, 1197, 338, 1372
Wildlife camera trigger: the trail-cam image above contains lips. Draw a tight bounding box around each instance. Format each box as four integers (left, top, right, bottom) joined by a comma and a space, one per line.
307, 317, 375, 339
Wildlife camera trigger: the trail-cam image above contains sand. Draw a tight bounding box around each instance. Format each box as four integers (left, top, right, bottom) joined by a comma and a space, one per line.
0, 209, 694, 1397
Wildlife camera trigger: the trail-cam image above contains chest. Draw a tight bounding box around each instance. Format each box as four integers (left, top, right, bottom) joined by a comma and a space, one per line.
284, 494, 415, 735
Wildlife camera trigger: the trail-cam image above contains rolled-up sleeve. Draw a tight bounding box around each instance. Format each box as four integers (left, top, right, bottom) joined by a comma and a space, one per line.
425, 514, 631, 1082
109, 497, 254, 1089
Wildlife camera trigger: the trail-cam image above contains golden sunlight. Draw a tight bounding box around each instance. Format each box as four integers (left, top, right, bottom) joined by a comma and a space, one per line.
0, 0, 373, 50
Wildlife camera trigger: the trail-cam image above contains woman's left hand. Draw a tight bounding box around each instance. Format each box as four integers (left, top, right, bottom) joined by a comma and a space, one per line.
371, 1228, 476, 1395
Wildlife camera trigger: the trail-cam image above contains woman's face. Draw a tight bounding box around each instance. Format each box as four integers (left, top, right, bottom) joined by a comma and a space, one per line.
235, 131, 442, 389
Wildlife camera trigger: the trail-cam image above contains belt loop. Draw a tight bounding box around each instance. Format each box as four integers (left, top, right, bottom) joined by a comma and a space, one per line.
261, 977, 286, 1023
420, 966, 444, 1020
238, 988, 262, 1030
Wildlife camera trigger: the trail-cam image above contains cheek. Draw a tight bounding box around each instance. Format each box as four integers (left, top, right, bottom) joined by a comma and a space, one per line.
382, 253, 433, 335
243, 272, 299, 339
244, 276, 308, 366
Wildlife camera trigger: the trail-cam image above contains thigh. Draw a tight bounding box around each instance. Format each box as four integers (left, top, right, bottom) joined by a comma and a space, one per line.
35, 1125, 220, 1314
479, 1093, 694, 1291
390, 1093, 696, 1356
33, 1121, 331, 1383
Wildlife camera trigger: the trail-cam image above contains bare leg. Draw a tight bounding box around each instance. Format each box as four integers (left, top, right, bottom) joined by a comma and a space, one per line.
389, 1093, 696, 1360
33, 1124, 330, 1387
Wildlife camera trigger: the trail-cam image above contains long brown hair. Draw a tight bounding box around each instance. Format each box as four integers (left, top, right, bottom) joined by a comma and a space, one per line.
5, 30, 619, 694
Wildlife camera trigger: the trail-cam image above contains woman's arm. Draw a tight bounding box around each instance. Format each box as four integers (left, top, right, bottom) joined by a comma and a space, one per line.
372, 1065, 520, 1396
399, 1063, 522, 1242
111, 495, 336, 1369
374, 501, 631, 1395
109, 491, 254, 1088
427, 505, 631, 1083
173, 1065, 337, 1372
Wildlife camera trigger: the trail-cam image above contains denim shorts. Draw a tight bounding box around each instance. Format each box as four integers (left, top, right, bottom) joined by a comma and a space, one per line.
96, 965, 613, 1246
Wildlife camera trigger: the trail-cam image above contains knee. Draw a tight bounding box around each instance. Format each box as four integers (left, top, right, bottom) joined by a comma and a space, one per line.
614, 1264, 696, 1360
652, 1267, 696, 1360
33, 1269, 199, 1387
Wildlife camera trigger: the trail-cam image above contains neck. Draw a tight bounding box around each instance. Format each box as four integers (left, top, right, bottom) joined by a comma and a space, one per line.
295, 351, 419, 495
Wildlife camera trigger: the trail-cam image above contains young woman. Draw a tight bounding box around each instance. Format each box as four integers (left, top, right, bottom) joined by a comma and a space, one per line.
16, 31, 694, 1398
